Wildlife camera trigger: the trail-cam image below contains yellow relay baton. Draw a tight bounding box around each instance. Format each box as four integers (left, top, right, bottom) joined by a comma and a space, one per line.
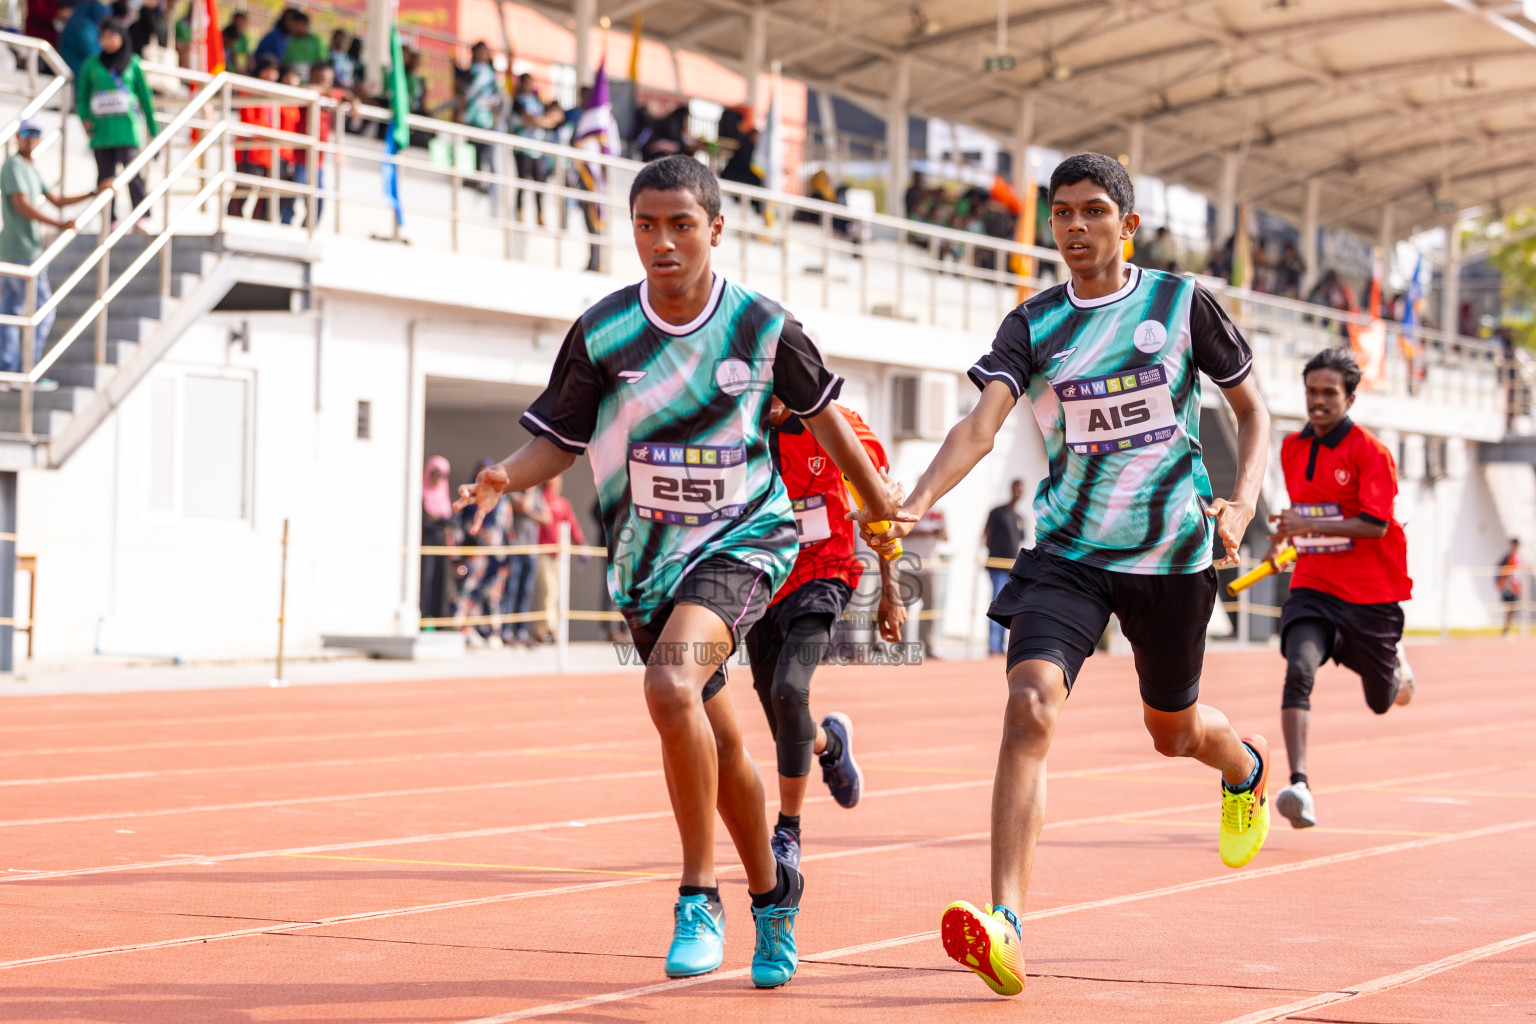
1226, 545, 1297, 597
843, 475, 903, 562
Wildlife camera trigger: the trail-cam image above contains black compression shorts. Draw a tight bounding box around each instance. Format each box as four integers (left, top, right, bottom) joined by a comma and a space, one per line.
989, 547, 1218, 713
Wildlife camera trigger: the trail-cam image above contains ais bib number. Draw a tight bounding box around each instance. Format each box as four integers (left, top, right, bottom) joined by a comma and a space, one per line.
1056, 364, 1178, 455
792, 494, 831, 547
629, 441, 750, 527
1292, 502, 1352, 554
90, 90, 132, 117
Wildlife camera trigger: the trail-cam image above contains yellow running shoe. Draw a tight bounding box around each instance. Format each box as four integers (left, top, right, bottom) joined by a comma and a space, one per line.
1220, 734, 1270, 869
940, 900, 1025, 996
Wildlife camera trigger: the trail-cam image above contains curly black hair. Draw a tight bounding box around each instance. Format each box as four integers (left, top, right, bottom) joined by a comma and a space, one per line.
1302, 347, 1363, 396
629, 155, 723, 222
1048, 152, 1135, 217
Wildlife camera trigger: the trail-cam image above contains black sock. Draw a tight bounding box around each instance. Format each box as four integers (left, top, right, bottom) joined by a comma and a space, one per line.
776, 812, 801, 836
679, 885, 722, 915
1224, 742, 1263, 793
819, 729, 843, 764
1290, 772, 1308, 788
750, 861, 791, 909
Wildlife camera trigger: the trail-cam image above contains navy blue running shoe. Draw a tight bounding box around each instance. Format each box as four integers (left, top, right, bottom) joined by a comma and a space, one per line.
819, 711, 863, 808
770, 824, 801, 869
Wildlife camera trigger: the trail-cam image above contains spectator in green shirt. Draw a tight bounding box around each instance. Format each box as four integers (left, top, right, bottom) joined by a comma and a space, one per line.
281, 10, 328, 79
77, 19, 160, 230
0, 120, 99, 376
222, 11, 252, 74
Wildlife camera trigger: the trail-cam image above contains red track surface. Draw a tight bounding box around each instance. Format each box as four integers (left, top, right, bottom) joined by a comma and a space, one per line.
3, 640, 1535, 1022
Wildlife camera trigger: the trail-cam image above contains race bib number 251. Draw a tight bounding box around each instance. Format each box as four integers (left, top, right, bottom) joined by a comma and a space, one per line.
629, 442, 751, 527
1056, 364, 1178, 456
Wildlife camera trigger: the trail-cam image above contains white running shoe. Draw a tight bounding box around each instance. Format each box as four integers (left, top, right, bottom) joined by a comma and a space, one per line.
1275, 781, 1317, 829
1394, 641, 1415, 706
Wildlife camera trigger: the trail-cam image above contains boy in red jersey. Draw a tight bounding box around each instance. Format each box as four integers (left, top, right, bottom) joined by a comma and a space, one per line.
746, 398, 906, 868
1262, 348, 1414, 829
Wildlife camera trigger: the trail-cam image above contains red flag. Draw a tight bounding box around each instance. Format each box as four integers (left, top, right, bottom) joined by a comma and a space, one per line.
204, 0, 225, 74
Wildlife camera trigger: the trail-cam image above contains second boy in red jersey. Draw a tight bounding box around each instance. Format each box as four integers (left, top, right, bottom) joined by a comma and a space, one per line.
747, 398, 906, 868
1263, 348, 1414, 829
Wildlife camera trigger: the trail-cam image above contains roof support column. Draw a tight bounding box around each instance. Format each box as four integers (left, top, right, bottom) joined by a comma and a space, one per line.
1444, 219, 1462, 336
1300, 178, 1321, 297
1215, 152, 1238, 246
887, 55, 911, 217
745, 6, 768, 122
1011, 92, 1035, 197
1379, 202, 1396, 257
365, 0, 392, 93
1126, 121, 1144, 180
574, 0, 597, 86
816, 88, 841, 182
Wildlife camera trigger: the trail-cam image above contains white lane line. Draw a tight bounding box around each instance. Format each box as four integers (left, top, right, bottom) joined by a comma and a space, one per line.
0, 716, 644, 759
471, 816, 1536, 1022
1217, 928, 1536, 1024
0, 742, 977, 790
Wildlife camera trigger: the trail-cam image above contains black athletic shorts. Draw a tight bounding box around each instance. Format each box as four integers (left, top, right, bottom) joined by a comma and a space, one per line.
988, 547, 1217, 713
745, 577, 853, 688
625, 555, 772, 702
1280, 587, 1404, 695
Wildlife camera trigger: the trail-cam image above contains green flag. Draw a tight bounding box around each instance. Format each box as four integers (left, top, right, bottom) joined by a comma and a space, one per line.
388, 26, 409, 152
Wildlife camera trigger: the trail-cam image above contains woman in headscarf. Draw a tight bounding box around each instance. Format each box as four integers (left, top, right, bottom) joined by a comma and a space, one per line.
420, 456, 455, 625
452, 458, 513, 645
77, 18, 159, 230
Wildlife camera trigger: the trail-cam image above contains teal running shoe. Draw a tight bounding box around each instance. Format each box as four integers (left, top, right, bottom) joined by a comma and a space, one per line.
751, 865, 804, 989
664, 895, 724, 978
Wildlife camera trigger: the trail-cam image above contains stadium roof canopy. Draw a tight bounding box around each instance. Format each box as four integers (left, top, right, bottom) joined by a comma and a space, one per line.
554, 0, 1536, 242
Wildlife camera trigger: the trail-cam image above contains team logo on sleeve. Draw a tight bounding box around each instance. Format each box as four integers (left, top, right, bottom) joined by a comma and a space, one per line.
1334, 468, 1351, 485
1132, 320, 1168, 353
808, 455, 826, 474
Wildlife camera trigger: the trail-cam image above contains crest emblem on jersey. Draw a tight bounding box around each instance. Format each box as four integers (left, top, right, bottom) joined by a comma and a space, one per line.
808, 455, 826, 474
1335, 468, 1350, 485
1132, 320, 1168, 353
618, 369, 647, 384
715, 358, 753, 396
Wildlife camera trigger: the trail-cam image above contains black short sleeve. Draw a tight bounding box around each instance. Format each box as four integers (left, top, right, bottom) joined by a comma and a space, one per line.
1189, 285, 1253, 388
968, 310, 1035, 398
773, 315, 842, 416
520, 321, 605, 453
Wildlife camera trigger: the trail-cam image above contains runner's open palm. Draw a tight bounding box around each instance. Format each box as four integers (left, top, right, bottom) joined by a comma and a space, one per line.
453, 464, 509, 534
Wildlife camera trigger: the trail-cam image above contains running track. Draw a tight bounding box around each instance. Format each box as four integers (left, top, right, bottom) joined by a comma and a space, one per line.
2, 640, 1534, 1022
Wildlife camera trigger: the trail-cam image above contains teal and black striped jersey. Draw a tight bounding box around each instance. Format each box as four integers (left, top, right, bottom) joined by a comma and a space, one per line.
969, 265, 1252, 575
521, 275, 842, 622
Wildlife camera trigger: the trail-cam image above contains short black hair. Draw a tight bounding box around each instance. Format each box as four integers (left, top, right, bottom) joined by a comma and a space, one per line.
629, 155, 722, 222
1048, 152, 1135, 216
1302, 347, 1362, 396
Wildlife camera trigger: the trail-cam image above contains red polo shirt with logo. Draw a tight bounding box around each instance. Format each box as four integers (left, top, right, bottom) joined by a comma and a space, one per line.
772, 403, 887, 602
1280, 417, 1412, 605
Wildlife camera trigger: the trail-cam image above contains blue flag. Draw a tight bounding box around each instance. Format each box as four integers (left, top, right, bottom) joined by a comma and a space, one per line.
382, 126, 404, 229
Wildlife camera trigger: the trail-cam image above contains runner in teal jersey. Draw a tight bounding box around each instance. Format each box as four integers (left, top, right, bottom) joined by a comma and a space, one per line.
456, 155, 899, 989
858, 153, 1274, 997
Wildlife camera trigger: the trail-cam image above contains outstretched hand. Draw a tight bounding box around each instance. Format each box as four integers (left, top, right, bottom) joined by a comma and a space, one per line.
1205, 497, 1255, 569
853, 502, 920, 560
453, 463, 509, 535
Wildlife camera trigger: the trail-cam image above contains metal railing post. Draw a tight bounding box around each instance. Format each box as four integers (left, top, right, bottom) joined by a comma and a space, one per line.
307, 97, 320, 238
500, 141, 513, 259
556, 520, 570, 674
219, 84, 233, 232
94, 206, 110, 364
19, 275, 36, 437
333, 103, 345, 234
778, 199, 789, 302
450, 148, 460, 252
819, 208, 830, 310
927, 233, 937, 325
1237, 547, 1251, 646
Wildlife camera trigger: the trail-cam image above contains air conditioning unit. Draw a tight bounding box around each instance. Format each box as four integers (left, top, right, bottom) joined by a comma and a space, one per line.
892, 372, 955, 440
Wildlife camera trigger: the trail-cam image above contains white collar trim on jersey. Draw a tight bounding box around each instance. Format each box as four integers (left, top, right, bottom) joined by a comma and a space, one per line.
640, 274, 725, 336
1066, 264, 1141, 309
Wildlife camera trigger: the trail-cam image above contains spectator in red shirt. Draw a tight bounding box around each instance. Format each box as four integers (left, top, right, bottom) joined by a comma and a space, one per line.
534, 475, 585, 643
229, 54, 289, 220
1263, 347, 1415, 830
1498, 538, 1522, 638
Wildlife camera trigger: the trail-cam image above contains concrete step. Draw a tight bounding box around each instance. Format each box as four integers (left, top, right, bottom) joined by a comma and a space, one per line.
49, 338, 137, 367
48, 361, 114, 389
0, 403, 71, 436
0, 384, 93, 414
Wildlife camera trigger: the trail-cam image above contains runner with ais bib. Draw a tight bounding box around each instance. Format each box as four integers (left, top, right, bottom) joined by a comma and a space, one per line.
1264, 347, 1414, 830
746, 399, 906, 871
455, 156, 900, 990
856, 153, 1274, 997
